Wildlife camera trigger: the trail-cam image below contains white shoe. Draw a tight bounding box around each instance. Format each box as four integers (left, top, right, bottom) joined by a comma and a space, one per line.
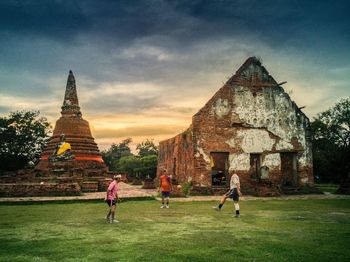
166, 205, 169, 209
160, 205, 165, 208
212, 206, 220, 211
110, 219, 119, 223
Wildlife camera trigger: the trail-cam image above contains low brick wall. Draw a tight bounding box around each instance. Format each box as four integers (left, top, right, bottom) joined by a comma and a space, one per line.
0, 183, 81, 197
81, 181, 98, 192
97, 178, 113, 191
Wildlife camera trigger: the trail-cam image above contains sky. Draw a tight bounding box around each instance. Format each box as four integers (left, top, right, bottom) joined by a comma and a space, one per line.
0, 0, 349, 151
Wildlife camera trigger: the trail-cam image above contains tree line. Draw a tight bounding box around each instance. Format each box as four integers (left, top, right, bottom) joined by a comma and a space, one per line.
101, 138, 158, 181
0, 98, 349, 185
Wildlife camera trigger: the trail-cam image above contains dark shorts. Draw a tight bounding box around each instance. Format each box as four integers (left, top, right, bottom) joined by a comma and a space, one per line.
161, 191, 170, 198
105, 199, 116, 207
225, 188, 239, 201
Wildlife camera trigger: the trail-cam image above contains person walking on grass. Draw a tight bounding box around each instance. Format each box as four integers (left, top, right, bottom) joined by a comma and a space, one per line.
159, 169, 172, 208
105, 174, 122, 223
213, 171, 242, 217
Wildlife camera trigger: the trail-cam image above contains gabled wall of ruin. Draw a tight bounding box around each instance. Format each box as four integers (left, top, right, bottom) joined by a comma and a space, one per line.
157, 57, 313, 195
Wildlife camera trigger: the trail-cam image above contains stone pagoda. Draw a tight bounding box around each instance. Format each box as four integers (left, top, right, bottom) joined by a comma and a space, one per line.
37, 71, 106, 169
0, 71, 111, 196
34, 71, 110, 193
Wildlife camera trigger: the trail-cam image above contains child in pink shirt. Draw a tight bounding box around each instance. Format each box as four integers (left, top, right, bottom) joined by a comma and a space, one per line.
105, 175, 121, 223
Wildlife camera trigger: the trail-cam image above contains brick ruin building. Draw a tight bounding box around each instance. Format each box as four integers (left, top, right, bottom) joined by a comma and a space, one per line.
0, 71, 110, 196
157, 57, 314, 196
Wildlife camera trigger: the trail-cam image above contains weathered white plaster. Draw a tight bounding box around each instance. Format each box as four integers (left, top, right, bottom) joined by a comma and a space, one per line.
229, 153, 250, 171
298, 151, 308, 166
234, 86, 306, 145
262, 153, 281, 167
276, 139, 294, 151
195, 147, 210, 163
300, 177, 309, 183
225, 138, 235, 148
213, 98, 231, 118
237, 129, 275, 153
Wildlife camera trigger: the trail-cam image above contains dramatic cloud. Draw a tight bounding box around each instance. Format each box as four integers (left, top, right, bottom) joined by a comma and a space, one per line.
0, 0, 349, 149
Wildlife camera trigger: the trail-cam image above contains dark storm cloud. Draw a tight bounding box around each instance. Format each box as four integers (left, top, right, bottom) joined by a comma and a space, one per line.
1, 0, 349, 48
0, 0, 90, 41
0, 0, 349, 120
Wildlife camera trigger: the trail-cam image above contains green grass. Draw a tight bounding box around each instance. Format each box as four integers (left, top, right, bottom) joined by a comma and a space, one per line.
315, 183, 340, 194
0, 199, 350, 262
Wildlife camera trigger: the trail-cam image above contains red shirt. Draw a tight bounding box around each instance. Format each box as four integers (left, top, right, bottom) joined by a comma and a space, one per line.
160, 175, 171, 192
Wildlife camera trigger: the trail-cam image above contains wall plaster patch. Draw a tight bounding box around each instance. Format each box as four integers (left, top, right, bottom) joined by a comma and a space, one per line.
237, 129, 275, 153
229, 153, 250, 171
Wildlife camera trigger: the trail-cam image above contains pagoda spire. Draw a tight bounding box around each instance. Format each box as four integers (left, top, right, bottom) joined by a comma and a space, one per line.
61, 70, 81, 117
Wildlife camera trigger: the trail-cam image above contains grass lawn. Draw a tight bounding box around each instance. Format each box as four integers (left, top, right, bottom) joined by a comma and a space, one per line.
0, 199, 350, 262
315, 183, 340, 194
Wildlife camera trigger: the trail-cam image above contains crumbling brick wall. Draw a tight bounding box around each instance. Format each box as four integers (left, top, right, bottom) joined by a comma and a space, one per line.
158, 128, 194, 185
157, 57, 313, 195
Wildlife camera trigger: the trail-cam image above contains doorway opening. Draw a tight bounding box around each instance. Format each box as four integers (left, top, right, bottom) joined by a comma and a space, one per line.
250, 153, 262, 180
210, 152, 229, 186
281, 152, 298, 187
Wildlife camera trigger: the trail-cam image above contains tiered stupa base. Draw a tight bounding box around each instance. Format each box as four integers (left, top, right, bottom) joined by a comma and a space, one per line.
0, 160, 112, 197
36, 159, 111, 192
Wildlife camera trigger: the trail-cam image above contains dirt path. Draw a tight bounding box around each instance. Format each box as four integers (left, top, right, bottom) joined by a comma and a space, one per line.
0, 183, 349, 203
0, 182, 158, 203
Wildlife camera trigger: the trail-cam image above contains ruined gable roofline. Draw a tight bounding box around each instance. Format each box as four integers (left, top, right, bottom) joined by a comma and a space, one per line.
158, 126, 193, 146
228, 56, 278, 85
193, 82, 229, 118
237, 57, 309, 122
193, 56, 279, 117
235, 56, 263, 75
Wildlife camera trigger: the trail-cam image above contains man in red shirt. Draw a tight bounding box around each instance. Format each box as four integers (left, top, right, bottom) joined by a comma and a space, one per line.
159, 169, 172, 208
105, 174, 121, 223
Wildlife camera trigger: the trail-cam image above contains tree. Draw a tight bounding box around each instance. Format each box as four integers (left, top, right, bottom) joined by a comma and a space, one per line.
311, 98, 350, 183
118, 154, 158, 180
136, 139, 158, 157
0, 110, 51, 171
118, 155, 141, 178
102, 138, 158, 179
139, 154, 158, 179
101, 138, 133, 171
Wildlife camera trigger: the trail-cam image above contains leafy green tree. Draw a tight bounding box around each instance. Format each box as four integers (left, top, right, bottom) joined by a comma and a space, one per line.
118, 155, 141, 178
0, 110, 51, 171
311, 98, 350, 183
139, 154, 158, 179
101, 138, 133, 171
102, 138, 158, 179
118, 154, 158, 180
136, 139, 158, 157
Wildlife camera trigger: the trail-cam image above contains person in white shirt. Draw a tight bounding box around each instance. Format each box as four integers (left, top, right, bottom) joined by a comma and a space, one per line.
213, 172, 242, 217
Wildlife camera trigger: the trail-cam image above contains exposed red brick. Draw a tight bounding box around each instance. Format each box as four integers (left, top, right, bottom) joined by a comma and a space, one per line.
157, 57, 314, 196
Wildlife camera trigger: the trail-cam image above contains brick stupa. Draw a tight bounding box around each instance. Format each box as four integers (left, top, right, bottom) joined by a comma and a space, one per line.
37, 71, 106, 167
